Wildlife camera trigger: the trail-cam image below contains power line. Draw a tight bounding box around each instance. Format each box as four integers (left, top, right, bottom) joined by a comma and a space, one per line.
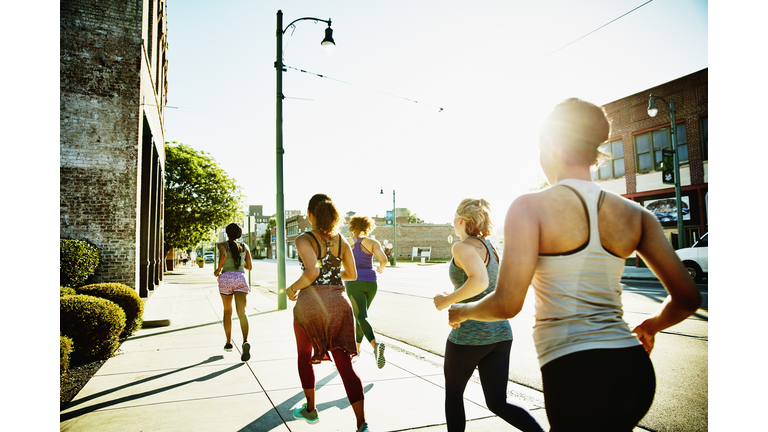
528, 0, 654, 67
284, 64, 445, 112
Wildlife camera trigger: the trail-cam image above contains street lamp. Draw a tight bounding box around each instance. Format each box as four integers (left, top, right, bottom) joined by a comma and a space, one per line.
647, 93, 685, 249
381, 188, 397, 266
275, 10, 335, 310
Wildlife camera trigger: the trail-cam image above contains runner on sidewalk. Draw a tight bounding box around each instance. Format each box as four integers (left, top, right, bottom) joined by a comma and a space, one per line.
287, 194, 371, 432
214, 223, 253, 362
345, 215, 389, 369
434, 198, 544, 432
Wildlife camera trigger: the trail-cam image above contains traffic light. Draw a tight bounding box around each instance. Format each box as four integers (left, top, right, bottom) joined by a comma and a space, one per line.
661, 149, 675, 185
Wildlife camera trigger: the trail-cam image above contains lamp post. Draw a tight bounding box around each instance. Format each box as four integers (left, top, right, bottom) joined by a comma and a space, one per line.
275, 10, 335, 309
381, 188, 397, 266
647, 93, 685, 249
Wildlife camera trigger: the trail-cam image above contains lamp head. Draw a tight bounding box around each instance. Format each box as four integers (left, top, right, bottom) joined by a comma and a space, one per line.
321, 25, 335, 56
647, 94, 659, 118
380, 188, 384, 195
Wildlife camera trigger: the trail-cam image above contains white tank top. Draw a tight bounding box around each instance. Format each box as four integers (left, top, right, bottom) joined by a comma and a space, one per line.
532, 178, 641, 367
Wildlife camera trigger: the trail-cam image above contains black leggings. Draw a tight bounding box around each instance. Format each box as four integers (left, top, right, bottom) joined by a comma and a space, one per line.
540, 345, 656, 432
444, 339, 544, 432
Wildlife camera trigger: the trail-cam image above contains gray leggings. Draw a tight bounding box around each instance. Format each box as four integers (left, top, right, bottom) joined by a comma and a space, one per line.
345, 281, 378, 344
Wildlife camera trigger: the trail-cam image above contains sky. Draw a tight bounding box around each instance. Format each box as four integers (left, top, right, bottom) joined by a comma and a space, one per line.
163, 0, 709, 229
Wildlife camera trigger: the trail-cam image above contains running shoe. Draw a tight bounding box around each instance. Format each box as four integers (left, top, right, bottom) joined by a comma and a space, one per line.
224, 343, 233, 351
357, 421, 371, 432
375, 342, 386, 369
241, 341, 251, 362
292, 403, 319, 424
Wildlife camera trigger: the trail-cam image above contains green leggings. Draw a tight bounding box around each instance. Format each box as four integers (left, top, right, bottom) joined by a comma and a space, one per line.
345, 281, 378, 344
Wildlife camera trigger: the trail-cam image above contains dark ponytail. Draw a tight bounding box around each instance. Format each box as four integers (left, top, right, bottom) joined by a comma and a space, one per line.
225, 223, 244, 268
308, 194, 341, 239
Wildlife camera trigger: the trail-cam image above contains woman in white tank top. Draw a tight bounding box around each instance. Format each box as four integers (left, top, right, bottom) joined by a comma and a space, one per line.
447, 98, 701, 431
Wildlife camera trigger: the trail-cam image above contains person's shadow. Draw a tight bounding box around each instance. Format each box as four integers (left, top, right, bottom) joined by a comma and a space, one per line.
236, 367, 374, 431
60, 355, 239, 421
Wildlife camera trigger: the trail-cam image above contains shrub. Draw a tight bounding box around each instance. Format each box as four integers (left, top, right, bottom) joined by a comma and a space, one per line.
60, 286, 76, 297
60, 334, 74, 386
76, 283, 144, 338
60, 295, 126, 365
60, 238, 101, 288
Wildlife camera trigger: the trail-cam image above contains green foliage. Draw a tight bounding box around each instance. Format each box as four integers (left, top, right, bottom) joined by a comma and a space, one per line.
60, 239, 101, 288
61, 286, 76, 297
407, 211, 425, 224
60, 295, 126, 365
267, 217, 277, 229
164, 142, 245, 251
529, 175, 550, 191
76, 283, 144, 338
60, 334, 74, 385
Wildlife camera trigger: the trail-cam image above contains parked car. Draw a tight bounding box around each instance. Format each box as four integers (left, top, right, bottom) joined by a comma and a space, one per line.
204, 251, 215, 263
675, 232, 708, 283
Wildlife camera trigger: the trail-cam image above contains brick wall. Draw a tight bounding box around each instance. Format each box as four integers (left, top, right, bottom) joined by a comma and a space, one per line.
370, 224, 456, 260
602, 69, 708, 194
60, 1, 144, 288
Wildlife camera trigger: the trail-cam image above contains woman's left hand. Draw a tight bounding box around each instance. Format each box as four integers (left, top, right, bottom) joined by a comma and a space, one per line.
214, 269, 220, 277
448, 304, 467, 329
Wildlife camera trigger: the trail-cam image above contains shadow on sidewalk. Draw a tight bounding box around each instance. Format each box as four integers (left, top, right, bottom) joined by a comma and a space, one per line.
237, 366, 374, 431
132, 309, 282, 341
61, 357, 242, 421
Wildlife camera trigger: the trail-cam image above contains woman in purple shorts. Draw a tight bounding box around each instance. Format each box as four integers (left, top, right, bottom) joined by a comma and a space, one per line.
214, 223, 253, 362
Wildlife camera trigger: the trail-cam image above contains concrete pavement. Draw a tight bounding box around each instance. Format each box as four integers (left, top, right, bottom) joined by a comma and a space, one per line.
60, 263, 656, 431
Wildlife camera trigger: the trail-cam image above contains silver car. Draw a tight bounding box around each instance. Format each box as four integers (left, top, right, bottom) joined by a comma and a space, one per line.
675, 232, 708, 283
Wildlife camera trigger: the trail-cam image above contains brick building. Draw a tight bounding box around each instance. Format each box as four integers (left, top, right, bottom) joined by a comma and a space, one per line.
60, 0, 169, 296
597, 68, 708, 248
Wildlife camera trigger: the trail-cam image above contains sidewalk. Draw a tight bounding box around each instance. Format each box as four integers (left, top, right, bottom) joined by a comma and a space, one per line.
60, 265, 653, 431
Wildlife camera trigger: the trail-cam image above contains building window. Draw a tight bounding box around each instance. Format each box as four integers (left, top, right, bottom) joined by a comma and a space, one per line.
592, 140, 624, 180
700, 116, 708, 160
592, 139, 624, 180
634, 124, 688, 173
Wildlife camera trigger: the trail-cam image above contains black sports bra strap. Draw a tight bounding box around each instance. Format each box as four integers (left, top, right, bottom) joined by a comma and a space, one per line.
306, 231, 323, 258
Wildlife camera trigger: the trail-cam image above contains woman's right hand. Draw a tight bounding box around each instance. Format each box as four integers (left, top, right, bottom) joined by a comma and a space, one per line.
287, 286, 298, 301
632, 319, 657, 354
433, 292, 451, 311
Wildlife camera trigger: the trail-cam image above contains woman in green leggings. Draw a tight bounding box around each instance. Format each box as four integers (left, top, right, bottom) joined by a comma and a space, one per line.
345, 216, 389, 368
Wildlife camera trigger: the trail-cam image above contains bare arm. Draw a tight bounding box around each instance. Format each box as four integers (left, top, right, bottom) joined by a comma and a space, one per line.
448, 196, 539, 326
214, 243, 227, 276
243, 248, 252, 271
433, 241, 488, 311
340, 237, 357, 281
631, 210, 702, 353
287, 235, 320, 301
370, 239, 388, 273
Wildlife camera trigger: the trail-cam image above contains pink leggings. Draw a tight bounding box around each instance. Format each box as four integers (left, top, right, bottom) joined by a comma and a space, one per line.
293, 321, 364, 404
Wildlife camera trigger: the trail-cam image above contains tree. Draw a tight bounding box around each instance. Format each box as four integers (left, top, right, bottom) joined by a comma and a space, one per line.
408, 211, 425, 224
529, 175, 550, 191
164, 142, 244, 252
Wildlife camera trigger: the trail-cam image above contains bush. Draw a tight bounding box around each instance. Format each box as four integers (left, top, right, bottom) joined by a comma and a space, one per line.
60, 286, 76, 297
76, 283, 144, 338
60, 295, 126, 365
60, 334, 74, 386
60, 239, 101, 288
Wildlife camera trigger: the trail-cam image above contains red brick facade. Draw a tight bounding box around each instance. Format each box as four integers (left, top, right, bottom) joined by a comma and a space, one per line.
599, 68, 708, 247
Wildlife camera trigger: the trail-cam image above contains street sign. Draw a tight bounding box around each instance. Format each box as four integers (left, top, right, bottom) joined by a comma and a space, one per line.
662, 149, 675, 185
386, 210, 393, 225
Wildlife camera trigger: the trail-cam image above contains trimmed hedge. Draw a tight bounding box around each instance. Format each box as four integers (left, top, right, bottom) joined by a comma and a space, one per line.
60, 238, 101, 288
60, 295, 126, 365
60, 334, 74, 386
61, 286, 76, 297
76, 283, 144, 338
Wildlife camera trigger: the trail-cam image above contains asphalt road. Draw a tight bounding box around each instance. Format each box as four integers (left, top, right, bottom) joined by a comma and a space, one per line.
247, 259, 708, 432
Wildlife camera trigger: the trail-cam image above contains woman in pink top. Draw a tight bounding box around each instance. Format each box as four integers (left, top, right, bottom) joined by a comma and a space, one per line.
448, 98, 701, 431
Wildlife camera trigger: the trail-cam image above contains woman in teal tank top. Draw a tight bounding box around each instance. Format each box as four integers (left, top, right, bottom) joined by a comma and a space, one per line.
433, 199, 543, 432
